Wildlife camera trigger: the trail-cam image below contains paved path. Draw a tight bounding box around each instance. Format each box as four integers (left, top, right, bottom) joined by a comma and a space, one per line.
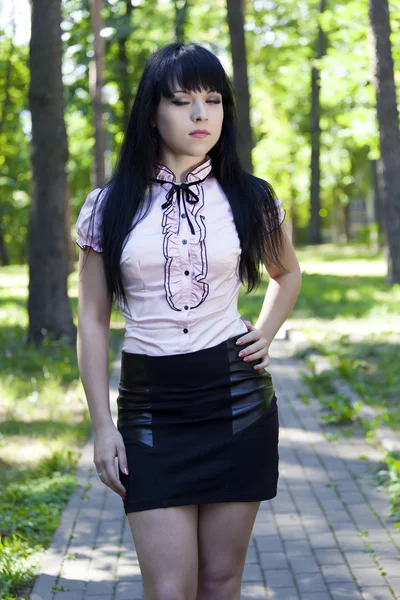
30, 335, 400, 600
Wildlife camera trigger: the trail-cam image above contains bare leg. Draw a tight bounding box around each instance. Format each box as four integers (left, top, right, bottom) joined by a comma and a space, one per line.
127, 504, 199, 600
196, 501, 261, 600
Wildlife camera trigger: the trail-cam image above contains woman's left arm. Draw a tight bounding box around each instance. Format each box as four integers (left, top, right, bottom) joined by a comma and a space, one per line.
236, 224, 302, 370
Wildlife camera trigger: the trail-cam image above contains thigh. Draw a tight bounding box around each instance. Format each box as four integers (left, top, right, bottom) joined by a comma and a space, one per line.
197, 501, 260, 580
127, 504, 199, 600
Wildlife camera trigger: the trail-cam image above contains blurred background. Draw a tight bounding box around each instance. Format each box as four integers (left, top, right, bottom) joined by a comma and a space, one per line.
0, 1, 399, 598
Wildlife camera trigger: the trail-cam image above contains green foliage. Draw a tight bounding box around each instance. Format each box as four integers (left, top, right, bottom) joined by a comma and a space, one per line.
320, 393, 363, 425
0, 450, 79, 599
376, 451, 400, 522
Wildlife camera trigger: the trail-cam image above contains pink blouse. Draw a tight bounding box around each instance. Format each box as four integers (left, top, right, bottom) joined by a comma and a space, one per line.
75, 156, 286, 356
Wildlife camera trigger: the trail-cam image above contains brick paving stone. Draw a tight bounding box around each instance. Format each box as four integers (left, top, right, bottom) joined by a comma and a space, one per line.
295, 573, 328, 594
282, 537, 314, 554
114, 580, 143, 600
54, 593, 85, 600
246, 545, 258, 563
333, 533, 369, 553
385, 576, 400, 595
54, 576, 86, 591
288, 556, 321, 574
320, 564, 354, 584
259, 552, 290, 570
255, 535, 284, 553
315, 548, 347, 566
84, 580, 115, 595
241, 582, 268, 599
379, 559, 400, 577
243, 563, 264, 582
373, 544, 400, 561
343, 551, 379, 570
264, 569, 296, 588
266, 588, 300, 600
351, 567, 389, 588
299, 594, 331, 600
361, 588, 397, 600
329, 582, 362, 599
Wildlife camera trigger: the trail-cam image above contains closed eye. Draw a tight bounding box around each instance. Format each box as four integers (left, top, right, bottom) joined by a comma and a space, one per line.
171, 100, 221, 105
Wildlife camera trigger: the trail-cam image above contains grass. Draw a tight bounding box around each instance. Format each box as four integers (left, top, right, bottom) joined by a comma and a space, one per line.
0, 263, 124, 600
281, 244, 400, 428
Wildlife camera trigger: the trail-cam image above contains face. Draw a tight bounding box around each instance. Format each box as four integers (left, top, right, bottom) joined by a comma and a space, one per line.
151, 83, 223, 160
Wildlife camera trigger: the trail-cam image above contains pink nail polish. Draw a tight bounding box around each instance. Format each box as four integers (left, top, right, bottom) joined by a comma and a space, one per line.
123, 468, 129, 475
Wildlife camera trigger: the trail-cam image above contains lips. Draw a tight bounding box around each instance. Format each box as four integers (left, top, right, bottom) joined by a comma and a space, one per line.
190, 130, 210, 138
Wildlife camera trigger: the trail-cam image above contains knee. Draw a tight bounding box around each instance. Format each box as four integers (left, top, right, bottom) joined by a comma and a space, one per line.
145, 579, 195, 600
197, 566, 241, 599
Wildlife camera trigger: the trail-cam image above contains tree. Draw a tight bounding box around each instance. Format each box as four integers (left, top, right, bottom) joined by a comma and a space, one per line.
175, 0, 190, 42
368, 0, 400, 284
308, 0, 327, 244
226, 0, 253, 173
28, 0, 75, 345
89, 0, 106, 188
117, 0, 134, 127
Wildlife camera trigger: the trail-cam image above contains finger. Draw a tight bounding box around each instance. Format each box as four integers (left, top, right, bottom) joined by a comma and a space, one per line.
253, 357, 270, 370
236, 330, 260, 345
117, 445, 129, 477
103, 462, 127, 498
242, 349, 268, 363
238, 339, 265, 357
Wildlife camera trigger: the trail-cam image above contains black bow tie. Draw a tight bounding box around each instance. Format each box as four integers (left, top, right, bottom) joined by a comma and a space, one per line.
151, 175, 209, 235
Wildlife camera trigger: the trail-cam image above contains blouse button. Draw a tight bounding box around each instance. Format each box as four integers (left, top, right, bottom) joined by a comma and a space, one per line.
181, 213, 186, 219
184, 270, 189, 276
182, 239, 187, 245
183, 328, 188, 333
184, 305, 189, 310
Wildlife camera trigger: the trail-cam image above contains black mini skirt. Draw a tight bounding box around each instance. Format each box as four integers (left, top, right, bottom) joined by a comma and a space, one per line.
117, 333, 279, 514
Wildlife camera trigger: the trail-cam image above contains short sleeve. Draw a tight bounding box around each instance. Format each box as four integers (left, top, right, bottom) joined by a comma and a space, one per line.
265, 198, 286, 234
75, 188, 105, 253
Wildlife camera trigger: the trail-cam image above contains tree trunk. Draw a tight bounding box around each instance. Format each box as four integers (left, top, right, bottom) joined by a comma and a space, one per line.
0, 24, 15, 138
89, 0, 105, 188
343, 202, 351, 242
368, 0, 400, 283
175, 0, 189, 43
370, 158, 384, 244
308, 0, 327, 244
28, 0, 75, 346
226, 0, 253, 173
0, 25, 14, 267
118, 0, 133, 128
0, 228, 9, 266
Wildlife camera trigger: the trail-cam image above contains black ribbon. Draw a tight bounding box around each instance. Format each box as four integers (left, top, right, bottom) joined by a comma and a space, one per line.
151, 174, 210, 235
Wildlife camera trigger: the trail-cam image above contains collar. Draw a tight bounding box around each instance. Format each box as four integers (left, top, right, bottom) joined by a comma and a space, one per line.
153, 155, 213, 185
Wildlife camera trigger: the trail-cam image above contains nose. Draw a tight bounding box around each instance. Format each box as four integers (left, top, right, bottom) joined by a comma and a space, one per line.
191, 101, 208, 122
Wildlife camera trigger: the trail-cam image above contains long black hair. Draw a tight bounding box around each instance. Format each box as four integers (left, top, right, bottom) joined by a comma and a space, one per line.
81, 42, 287, 311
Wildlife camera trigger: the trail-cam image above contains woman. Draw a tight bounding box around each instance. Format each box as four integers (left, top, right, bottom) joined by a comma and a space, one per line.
76, 42, 301, 600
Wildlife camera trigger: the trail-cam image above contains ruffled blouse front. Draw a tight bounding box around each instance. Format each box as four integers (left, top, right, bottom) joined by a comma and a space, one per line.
75, 156, 286, 356
152, 159, 212, 312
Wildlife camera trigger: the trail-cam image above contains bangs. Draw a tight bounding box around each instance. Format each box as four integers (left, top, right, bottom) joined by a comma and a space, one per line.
155, 46, 229, 100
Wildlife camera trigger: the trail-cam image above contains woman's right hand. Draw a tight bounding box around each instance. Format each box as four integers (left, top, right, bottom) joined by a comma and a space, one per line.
93, 423, 128, 499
